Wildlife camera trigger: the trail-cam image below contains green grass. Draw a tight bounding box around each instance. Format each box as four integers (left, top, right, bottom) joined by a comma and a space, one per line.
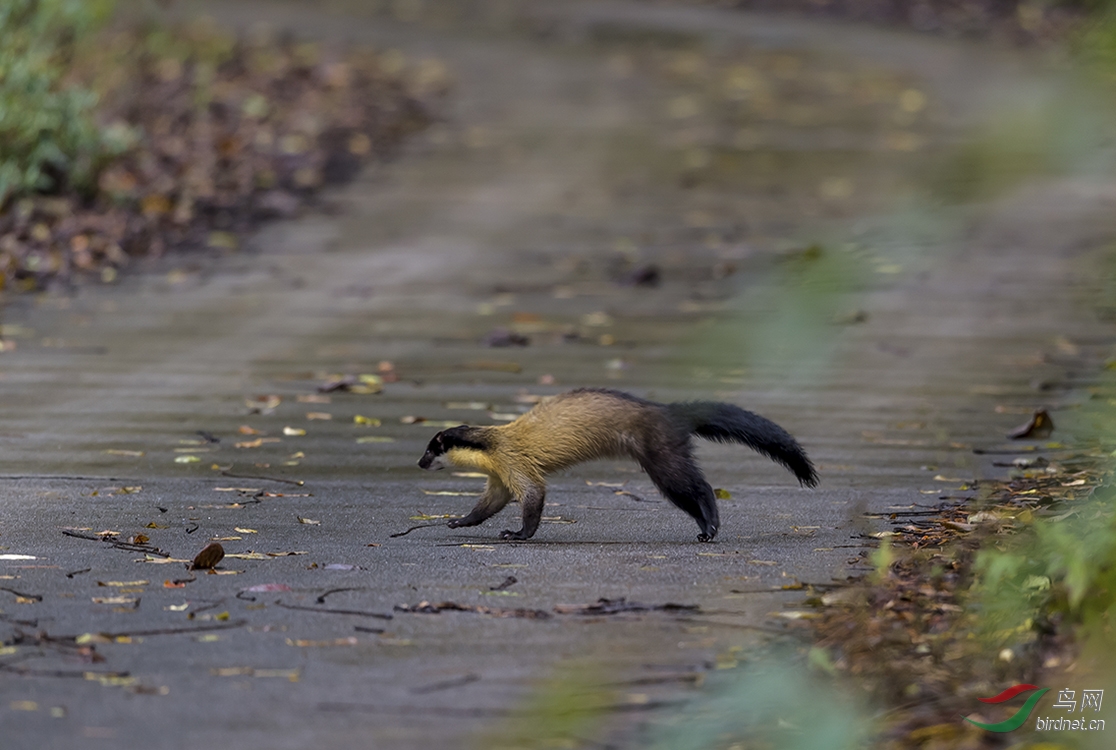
0, 0, 119, 206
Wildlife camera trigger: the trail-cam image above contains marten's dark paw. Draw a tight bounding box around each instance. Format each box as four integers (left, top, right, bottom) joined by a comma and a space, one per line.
499, 529, 529, 540
447, 519, 464, 528
697, 532, 716, 543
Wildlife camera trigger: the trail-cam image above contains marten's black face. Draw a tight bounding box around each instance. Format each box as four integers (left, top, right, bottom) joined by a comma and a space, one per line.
418, 426, 486, 470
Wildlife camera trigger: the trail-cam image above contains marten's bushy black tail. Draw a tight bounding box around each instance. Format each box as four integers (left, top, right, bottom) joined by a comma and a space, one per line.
667, 401, 818, 487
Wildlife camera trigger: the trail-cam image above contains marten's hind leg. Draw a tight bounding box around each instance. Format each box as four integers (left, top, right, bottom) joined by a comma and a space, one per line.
499, 482, 546, 541
448, 479, 512, 528
640, 449, 720, 541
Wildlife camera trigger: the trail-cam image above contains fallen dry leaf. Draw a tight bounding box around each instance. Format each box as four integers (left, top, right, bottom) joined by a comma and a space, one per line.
92, 596, 137, 605
235, 437, 281, 448
1008, 408, 1054, 439
191, 543, 225, 570
246, 396, 282, 413
242, 583, 292, 593
286, 637, 359, 647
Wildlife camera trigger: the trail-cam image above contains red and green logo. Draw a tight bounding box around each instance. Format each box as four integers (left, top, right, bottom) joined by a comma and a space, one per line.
963, 684, 1050, 732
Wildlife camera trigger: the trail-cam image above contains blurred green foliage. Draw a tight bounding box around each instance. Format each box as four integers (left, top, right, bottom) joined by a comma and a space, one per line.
477, 651, 867, 750
698, 243, 874, 385
472, 661, 613, 750
0, 0, 118, 206
972, 468, 1116, 657
648, 657, 868, 750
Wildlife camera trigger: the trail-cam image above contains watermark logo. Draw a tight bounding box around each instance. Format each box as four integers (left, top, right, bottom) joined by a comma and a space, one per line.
963, 684, 1048, 732
963, 685, 1106, 733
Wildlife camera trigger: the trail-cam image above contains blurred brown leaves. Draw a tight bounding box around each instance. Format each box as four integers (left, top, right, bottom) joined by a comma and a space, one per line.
0, 19, 433, 292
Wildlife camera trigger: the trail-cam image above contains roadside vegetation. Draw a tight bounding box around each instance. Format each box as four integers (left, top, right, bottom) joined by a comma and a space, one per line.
0, 0, 437, 293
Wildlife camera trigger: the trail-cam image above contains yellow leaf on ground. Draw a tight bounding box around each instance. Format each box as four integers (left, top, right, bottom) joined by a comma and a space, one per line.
286, 637, 358, 647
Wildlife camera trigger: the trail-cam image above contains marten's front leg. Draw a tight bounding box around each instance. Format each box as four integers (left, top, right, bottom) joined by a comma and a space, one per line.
499, 482, 545, 540
448, 479, 512, 528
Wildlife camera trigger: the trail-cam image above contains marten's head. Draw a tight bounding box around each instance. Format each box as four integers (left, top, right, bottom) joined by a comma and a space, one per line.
418, 426, 490, 470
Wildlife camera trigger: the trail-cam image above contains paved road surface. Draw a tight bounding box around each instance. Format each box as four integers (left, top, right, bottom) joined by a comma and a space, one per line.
2, 1, 1114, 747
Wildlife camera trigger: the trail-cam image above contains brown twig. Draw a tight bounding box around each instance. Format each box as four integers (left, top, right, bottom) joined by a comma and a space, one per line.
220, 471, 304, 486
0, 587, 42, 602
489, 576, 517, 591
60, 529, 169, 557
394, 601, 551, 619
274, 600, 393, 620
0, 475, 132, 481
389, 522, 444, 538
96, 621, 247, 639
316, 587, 365, 604
353, 625, 385, 634
410, 673, 480, 694
0, 663, 129, 679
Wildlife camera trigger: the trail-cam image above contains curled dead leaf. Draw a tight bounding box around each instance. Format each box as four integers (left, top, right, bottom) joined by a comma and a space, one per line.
191, 543, 225, 570
1008, 408, 1054, 439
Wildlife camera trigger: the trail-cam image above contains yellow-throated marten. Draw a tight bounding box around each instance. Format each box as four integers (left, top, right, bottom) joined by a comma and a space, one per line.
417, 388, 817, 542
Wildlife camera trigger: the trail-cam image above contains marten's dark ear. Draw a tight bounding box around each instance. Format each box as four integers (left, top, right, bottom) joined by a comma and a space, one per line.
423, 431, 447, 457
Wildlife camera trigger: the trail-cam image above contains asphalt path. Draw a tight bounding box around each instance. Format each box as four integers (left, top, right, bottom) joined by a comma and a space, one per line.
2, 1, 1115, 747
